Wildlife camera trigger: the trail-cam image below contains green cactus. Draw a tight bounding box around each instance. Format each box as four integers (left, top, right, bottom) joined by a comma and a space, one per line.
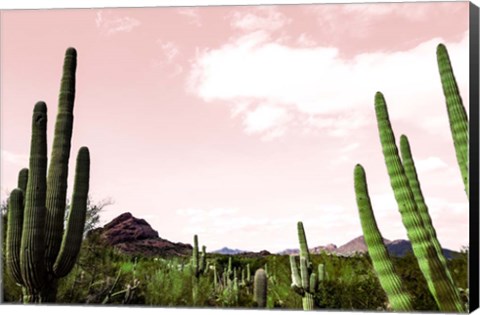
213, 264, 218, 290
400, 135, 456, 289
355, 48, 469, 311
373, 92, 464, 312
17, 168, 29, 192
192, 235, 207, 277
227, 256, 233, 278
193, 235, 208, 277
191, 234, 208, 304
317, 264, 325, 282
254, 268, 267, 308
290, 222, 318, 310
354, 164, 413, 311
436, 44, 469, 197
5, 48, 90, 303
6, 188, 25, 288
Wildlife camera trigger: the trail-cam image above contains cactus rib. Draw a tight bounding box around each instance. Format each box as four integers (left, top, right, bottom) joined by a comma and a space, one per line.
20, 101, 48, 294
354, 164, 413, 311
44, 47, 78, 273
436, 44, 469, 197
374, 92, 464, 312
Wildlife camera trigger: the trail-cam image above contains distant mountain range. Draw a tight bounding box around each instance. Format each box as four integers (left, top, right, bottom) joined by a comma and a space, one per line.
91, 213, 460, 259
278, 236, 460, 259
212, 247, 247, 255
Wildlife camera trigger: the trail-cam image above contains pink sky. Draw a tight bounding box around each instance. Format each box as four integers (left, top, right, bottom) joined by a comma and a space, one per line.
0, 2, 470, 253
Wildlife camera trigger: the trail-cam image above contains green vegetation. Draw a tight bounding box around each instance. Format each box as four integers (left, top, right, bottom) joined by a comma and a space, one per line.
3, 232, 467, 310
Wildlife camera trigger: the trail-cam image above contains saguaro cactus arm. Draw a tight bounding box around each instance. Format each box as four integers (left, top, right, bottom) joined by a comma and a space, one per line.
6, 188, 25, 286
45, 47, 78, 272
399, 135, 455, 286
354, 164, 413, 311
54, 147, 90, 277
297, 221, 311, 265
436, 44, 469, 197
289, 255, 305, 297
17, 168, 29, 192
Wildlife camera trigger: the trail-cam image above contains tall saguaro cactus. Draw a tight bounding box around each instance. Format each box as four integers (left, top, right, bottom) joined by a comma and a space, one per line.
5, 48, 90, 303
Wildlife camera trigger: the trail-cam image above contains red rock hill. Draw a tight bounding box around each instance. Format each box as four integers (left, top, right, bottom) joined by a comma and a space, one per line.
90, 212, 192, 257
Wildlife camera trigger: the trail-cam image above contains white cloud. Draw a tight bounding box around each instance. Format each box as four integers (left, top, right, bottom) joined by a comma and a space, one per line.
425, 197, 468, 218
296, 33, 317, 47
414, 156, 448, 173
174, 204, 362, 252
230, 6, 291, 32
188, 30, 468, 139
95, 11, 140, 35
1, 149, 28, 166
341, 142, 360, 153
244, 104, 289, 134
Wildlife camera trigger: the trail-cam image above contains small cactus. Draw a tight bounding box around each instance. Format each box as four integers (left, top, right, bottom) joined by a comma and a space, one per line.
191, 234, 208, 305
254, 268, 267, 308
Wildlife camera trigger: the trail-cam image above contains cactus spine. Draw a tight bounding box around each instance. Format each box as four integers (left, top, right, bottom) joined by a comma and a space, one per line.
354, 164, 413, 311
5, 48, 90, 303
436, 44, 469, 197
254, 268, 267, 308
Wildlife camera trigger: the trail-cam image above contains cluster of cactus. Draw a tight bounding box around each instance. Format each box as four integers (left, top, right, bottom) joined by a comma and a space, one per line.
209, 257, 238, 306
353, 44, 467, 312
101, 263, 140, 305
5, 47, 90, 303
240, 263, 252, 290
209, 256, 268, 308
289, 222, 324, 310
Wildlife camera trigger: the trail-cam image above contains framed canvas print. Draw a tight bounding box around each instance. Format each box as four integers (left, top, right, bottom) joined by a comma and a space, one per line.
0, 0, 478, 314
